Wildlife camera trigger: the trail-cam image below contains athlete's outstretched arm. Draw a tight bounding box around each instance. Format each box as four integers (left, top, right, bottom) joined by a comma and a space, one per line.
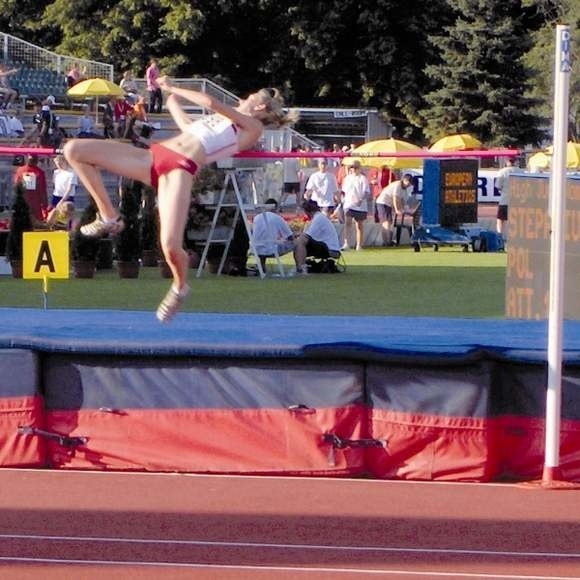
158, 76, 261, 134
164, 93, 195, 133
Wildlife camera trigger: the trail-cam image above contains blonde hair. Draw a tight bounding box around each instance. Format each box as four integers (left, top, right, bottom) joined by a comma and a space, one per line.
258, 88, 300, 129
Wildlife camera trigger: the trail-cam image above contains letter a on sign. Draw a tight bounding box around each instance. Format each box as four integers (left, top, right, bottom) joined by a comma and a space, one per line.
23, 232, 69, 279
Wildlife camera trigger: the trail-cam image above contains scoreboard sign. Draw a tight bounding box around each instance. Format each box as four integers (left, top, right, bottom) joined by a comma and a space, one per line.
505, 174, 580, 320
422, 159, 479, 226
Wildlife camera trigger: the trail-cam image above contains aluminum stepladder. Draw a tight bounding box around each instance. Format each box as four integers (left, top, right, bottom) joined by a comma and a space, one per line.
196, 168, 266, 279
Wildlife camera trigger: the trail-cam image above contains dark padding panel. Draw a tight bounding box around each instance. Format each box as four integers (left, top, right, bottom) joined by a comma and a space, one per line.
493, 364, 580, 480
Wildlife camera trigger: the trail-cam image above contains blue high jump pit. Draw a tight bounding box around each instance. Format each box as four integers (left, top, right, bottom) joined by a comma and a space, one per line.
2, 307, 579, 361
0, 307, 579, 481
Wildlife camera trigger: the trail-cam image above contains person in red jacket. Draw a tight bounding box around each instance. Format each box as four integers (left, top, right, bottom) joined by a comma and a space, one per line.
113, 96, 134, 138
13, 154, 48, 226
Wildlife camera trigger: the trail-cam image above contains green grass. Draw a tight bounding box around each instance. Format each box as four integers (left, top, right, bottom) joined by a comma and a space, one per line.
1, 247, 507, 318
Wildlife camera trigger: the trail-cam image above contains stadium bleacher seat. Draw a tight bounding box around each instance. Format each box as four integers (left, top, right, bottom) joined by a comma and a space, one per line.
10, 64, 67, 102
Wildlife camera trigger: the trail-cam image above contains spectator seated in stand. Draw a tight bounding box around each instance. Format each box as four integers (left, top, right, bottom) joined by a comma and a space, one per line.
77, 104, 101, 138
252, 198, 294, 272
122, 96, 155, 148
120, 70, 139, 101
3, 107, 24, 138
113, 96, 134, 138
66, 64, 81, 89
0, 63, 19, 109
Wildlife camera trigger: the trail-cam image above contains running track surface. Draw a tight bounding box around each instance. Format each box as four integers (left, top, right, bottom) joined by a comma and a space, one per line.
0, 469, 579, 580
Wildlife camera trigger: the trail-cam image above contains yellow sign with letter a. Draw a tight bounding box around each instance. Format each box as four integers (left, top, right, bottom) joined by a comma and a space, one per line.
23, 231, 70, 280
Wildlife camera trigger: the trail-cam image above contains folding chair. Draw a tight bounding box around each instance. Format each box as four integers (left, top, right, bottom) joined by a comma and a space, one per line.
393, 201, 421, 245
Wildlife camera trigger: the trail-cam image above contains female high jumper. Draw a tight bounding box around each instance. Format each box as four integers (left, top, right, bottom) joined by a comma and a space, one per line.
64, 77, 297, 322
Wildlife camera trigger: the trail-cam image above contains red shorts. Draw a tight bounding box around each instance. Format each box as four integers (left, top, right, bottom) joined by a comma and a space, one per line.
149, 143, 198, 190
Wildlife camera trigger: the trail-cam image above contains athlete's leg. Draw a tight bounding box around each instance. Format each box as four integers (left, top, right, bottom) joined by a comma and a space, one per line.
155, 170, 194, 322
64, 139, 152, 221
157, 170, 193, 292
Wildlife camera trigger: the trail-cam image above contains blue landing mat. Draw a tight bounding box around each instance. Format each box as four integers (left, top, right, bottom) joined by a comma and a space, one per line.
0, 308, 579, 364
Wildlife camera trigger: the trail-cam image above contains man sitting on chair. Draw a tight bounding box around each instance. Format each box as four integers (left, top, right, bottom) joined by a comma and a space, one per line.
293, 199, 341, 275
252, 198, 294, 271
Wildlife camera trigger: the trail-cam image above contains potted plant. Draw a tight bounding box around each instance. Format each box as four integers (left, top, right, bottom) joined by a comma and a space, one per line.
114, 177, 142, 278
139, 185, 159, 267
95, 234, 114, 270
72, 199, 100, 278
5, 182, 33, 278
192, 163, 224, 204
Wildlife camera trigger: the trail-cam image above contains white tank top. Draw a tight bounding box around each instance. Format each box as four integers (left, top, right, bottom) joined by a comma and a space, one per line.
188, 114, 239, 162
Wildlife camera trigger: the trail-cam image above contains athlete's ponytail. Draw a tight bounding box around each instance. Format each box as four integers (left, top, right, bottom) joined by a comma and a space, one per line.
258, 88, 300, 129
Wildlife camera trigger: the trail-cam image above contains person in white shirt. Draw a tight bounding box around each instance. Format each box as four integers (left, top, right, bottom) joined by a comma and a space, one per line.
293, 199, 340, 274
252, 198, 294, 270
375, 173, 414, 246
50, 155, 78, 208
304, 158, 340, 217
280, 147, 302, 207
281, 150, 302, 208
496, 157, 517, 238
120, 70, 139, 100
341, 160, 370, 251
6, 108, 24, 137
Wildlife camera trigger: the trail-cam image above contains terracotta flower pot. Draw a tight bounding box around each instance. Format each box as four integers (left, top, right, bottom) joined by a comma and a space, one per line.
188, 250, 200, 269
73, 260, 96, 279
141, 249, 158, 267
116, 260, 140, 279
96, 238, 114, 270
158, 259, 172, 279
10, 260, 22, 279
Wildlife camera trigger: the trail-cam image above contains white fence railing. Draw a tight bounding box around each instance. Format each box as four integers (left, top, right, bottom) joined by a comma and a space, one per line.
132, 77, 239, 110
1, 33, 113, 80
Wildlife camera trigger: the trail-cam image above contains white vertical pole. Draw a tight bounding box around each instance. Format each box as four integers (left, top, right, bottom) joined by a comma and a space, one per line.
544, 24, 571, 484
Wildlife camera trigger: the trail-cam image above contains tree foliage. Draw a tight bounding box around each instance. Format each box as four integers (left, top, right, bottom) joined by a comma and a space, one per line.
523, 0, 580, 140
421, 0, 545, 147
